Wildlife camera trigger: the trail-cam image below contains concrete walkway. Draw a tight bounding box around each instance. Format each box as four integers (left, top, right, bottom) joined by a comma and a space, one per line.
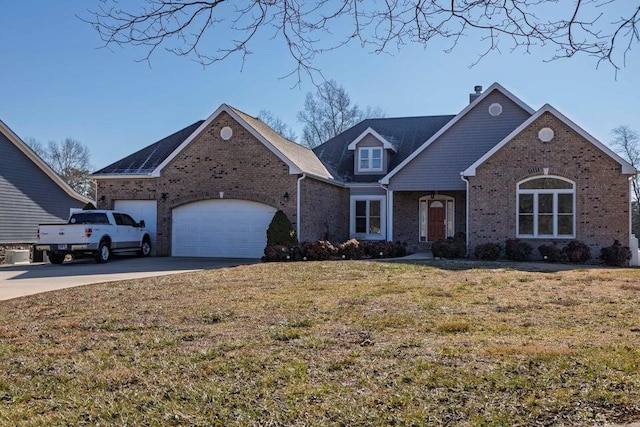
0, 256, 257, 301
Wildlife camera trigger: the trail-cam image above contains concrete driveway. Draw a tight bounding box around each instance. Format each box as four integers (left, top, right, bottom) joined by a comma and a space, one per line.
0, 256, 258, 301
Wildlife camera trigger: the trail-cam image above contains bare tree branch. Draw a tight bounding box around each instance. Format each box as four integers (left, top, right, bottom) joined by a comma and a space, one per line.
83, 1, 640, 84
297, 80, 384, 148
25, 137, 96, 199
611, 125, 640, 235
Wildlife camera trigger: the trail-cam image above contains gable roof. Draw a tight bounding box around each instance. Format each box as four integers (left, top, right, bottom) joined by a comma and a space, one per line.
380, 82, 536, 184
347, 127, 398, 152
313, 115, 456, 183
0, 119, 92, 204
93, 104, 333, 181
93, 120, 205, 176
463, 104, 637, 176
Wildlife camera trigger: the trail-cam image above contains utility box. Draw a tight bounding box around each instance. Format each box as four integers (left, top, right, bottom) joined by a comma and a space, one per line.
5, 249, 30, 265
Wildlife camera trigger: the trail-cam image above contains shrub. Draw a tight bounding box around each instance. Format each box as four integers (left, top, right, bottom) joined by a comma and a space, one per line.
538, 244, 564, 263
599, 240, 631, 267
432, 232, 466, 259
300, 240, 337, 261
562, 240, 591, 263
361, 241, 397, 258
266, 210, 297, 246
432, 237, 466, 259
82, 202, 97, 210
263, 245, 291, 262
338, 239, 364, 260
474, 242, 502, 260
505, 238, 533, 261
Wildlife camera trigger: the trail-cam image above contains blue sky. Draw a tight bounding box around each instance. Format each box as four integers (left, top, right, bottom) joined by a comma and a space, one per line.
1, 1, 638, 170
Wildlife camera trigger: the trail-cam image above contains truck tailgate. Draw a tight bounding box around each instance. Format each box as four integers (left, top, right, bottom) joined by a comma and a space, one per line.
38, 225, 89, 244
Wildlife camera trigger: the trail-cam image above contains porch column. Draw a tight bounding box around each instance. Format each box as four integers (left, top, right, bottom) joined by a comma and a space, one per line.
386, 190, 393, 241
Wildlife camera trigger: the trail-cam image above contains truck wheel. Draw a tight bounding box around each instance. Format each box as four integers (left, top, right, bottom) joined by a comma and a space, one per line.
95, 242, 111, 263
48, 252, 65, 265
137, 237, 151, 257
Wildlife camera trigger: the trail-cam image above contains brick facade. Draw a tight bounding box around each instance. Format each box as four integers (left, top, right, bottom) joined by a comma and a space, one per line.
468, 112, 632, 257
393, 191, 466, 252
97, 112, 308, 256
299, 178, 349, 242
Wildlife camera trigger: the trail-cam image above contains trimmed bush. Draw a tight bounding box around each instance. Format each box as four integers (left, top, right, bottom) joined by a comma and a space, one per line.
338, 239, 364, 260
562, 240, 591, 263
505, 238, 533, 261
538, 244, 564, 263
300, 240, 337, 261
599, 240, 631, 267
362, 241, 407, 258
83, 202, 97, 210
266, 210, 297, 246
432, 234, 466, 259
263, 245, 291, 262
474, 242, 502, 260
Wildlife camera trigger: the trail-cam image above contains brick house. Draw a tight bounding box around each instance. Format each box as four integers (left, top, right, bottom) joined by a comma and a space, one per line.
93, 83, 636, 259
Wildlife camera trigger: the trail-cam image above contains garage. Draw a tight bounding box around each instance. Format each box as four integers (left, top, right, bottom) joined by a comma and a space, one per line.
172, 199, 276, 258
114, 200, 158, 255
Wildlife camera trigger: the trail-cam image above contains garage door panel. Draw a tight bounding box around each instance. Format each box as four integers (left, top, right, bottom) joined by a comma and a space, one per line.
172, 199, 276, 258
114, 200, 158, 256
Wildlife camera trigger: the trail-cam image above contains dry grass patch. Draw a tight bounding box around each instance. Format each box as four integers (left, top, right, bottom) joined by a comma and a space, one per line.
1, 260, 640, 425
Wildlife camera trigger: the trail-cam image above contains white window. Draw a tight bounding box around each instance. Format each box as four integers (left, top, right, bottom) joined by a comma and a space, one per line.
358, 147, 383, 172
517, 177, 575, 238
350, 196, 385, 240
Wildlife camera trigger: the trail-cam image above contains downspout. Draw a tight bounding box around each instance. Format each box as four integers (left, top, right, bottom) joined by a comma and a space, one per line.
381, 183, 392, 241
296, 173, 307, 241
629, 176, 639, 266
460, 172, 470, 255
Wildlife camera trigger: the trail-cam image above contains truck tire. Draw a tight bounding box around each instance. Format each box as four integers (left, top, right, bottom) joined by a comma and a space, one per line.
95, 241, 111, 263
48, 252, 65, 265
137, 237, 151, 257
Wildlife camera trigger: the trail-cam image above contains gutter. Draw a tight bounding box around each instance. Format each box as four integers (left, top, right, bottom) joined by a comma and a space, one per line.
296, 173, 307, 241
380, 183, 392, 242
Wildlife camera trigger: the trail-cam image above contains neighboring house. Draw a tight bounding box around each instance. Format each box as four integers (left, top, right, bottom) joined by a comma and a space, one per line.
0, 120, 92, 263
93, 83, 636, 260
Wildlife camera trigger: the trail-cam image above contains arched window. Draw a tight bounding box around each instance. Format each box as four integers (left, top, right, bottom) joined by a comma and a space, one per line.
517, 177, 575, 238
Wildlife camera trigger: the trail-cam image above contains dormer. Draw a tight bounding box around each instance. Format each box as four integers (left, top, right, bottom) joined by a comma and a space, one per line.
348, 127, 397, 175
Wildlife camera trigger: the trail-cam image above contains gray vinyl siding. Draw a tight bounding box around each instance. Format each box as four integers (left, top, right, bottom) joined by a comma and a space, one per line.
0, 133, 85, 243
349, 186, 387, 196
389, 91, 532, 191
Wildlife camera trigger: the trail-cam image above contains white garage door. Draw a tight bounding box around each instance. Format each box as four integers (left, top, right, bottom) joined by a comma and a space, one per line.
114, 200, 158, 255
172, 199, 276, 258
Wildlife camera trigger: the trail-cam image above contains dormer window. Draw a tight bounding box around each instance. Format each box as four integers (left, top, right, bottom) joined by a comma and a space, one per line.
358, 147, 383, 172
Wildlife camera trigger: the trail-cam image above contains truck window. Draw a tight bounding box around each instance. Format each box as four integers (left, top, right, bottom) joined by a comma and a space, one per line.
112, 213, 125, 225
69, 213, 110, 225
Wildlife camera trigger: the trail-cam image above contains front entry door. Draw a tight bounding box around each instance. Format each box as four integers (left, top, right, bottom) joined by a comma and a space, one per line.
428, 200, 446, 241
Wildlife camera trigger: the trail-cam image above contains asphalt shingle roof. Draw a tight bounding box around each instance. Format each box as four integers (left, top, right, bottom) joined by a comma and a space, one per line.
93, 121, 205, 175
229, 106, 333, 180
312, 115, 456, 183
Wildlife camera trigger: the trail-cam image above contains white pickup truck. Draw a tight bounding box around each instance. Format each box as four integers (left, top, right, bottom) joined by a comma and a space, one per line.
35, 210, 152, 264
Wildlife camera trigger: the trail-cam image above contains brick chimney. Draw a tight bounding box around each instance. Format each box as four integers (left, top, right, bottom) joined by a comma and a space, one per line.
469, 85, 483, 103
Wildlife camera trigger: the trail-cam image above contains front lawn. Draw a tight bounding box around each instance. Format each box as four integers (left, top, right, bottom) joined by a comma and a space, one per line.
1, 261, 640, 426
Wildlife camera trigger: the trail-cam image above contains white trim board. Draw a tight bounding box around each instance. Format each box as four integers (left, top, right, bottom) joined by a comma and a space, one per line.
463, 104, 637, 177
0, 119, 93, 204
380, 82, 536, 185
347, 127, 397, 152
151, 104, 303, 177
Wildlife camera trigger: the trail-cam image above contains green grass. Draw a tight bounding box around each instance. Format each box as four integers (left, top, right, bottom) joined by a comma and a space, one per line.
1, 260, 640, 426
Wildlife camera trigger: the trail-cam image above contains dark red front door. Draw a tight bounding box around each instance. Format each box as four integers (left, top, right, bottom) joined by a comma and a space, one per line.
428, 200, 446, 241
